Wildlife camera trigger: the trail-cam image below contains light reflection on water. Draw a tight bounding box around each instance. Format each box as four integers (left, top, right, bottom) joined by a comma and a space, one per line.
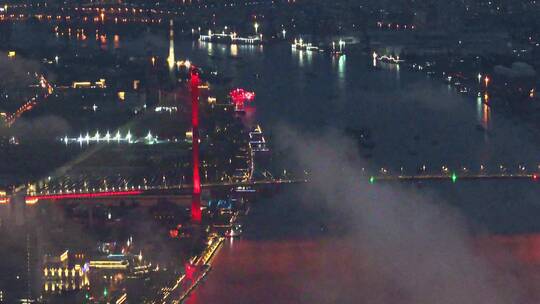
476, 94, 491, 138
230, 44, 238, 57
477, 95, 483, 125
113, 34, 120, 49
186, 233, 540, 304
481, 234, 540, 265
292, 48, 305, 68
482, 103, 491, 129
201, 40, 213, 55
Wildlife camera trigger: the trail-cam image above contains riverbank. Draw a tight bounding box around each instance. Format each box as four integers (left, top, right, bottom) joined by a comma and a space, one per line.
177, 235, 224, 302
151, 235, 224, 303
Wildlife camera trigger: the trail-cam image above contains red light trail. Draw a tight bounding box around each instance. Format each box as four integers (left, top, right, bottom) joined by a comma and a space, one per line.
25, 190, 144, 203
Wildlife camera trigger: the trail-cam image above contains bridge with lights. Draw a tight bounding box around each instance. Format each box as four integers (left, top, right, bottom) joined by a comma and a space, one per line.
3, 168, 539, 206
4, 73, 53, 127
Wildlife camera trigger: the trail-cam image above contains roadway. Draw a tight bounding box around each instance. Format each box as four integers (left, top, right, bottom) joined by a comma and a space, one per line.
4, 73, 54, 127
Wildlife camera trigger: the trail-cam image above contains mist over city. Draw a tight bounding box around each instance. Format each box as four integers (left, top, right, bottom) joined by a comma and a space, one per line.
1, 0, 540, 303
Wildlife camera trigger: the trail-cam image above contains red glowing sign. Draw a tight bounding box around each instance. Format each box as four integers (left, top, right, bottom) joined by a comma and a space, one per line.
190, 66, 202, 222
229, 88, 255, 105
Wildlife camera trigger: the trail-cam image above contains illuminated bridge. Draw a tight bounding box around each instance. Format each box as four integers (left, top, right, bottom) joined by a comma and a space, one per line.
4, 73, 53, 127
0, 179, 304, 209
3, 166, 538, 205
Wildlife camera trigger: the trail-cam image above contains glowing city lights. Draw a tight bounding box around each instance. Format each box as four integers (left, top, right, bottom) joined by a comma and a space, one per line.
229, 88, 255, 112
60, 130, 162, 145
373, 53, 404, 64
199, 29, 262, 44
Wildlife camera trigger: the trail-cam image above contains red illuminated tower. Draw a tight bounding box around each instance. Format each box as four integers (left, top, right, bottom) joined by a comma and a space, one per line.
190, 68, 202, 222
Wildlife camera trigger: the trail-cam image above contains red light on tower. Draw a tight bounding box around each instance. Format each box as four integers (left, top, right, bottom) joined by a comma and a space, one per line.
190, 67, 202, 222
533, 174, 539, 181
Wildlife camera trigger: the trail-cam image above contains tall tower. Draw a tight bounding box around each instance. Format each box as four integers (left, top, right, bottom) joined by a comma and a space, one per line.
190, 69, 202, 222
167, 20, 175, 70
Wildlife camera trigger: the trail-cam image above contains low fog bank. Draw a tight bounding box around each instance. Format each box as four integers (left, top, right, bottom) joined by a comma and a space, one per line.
272, 127, 529, 304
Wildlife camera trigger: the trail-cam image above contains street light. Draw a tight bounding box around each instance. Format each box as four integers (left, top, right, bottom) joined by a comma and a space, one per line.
254, 22, 259, 34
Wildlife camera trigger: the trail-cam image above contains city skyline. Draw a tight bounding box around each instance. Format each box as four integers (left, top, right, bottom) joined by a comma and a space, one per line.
0, 0, 540, 303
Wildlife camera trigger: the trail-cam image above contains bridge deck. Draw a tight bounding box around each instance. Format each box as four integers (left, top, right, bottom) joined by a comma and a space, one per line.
14, 173, 539, 204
